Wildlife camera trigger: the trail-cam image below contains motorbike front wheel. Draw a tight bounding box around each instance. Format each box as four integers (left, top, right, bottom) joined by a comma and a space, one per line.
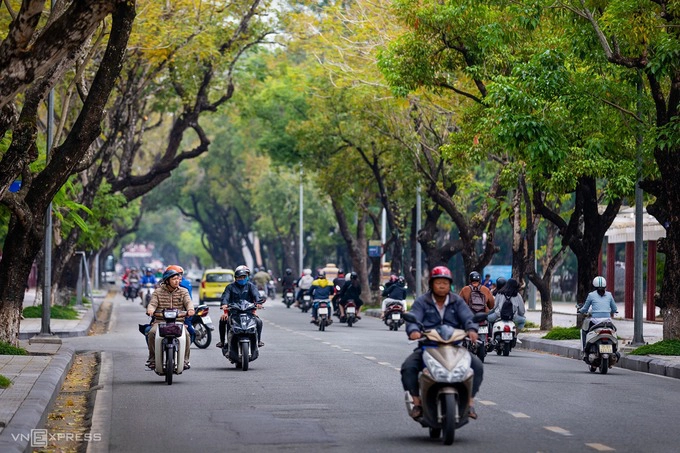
240, 342, 249, 371
477, 340, 487, 362
165, 345, 174, 385
442, 393, 457, 445
193, 323, 211, 349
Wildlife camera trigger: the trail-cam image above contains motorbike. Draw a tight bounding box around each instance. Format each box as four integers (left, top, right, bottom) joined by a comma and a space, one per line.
191, 304, 214, 349
402, 312, 485, 445
340, 300, 359, 327
142, 283, 154, 308
124, 277, 141, 301
383, 300, 405, 331
153, 308, 188, 385
282, 288, 295, 308
267, 280, 276, 300
313, 299, 333, 331
581, 314, 620, 374
299, 289, 313, 313
221, 299, 260, 371
492, 318, 517, 356
464, 316, 489, 362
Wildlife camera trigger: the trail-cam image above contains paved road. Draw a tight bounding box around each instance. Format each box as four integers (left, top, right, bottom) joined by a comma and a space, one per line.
64, 293, 679, 452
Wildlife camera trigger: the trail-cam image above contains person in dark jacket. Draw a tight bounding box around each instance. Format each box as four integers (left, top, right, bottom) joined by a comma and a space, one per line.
381, 275, 408, 318
280, 268, 296, 297
215, 265, 265, 348
337, 271, 363, 319
401, 265, 483, 420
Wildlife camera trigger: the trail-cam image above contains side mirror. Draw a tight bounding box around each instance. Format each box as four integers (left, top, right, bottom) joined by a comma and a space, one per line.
403, 312, 418, 324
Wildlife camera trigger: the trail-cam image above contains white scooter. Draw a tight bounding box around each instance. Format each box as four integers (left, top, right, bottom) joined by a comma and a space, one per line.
581, 313, 620, 374
153, 308, 187, 385
492, 319, 517, 356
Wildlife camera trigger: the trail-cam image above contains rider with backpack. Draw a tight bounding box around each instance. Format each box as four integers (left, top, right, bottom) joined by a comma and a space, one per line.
459, 271, 495, 314
487, 277, 526, 342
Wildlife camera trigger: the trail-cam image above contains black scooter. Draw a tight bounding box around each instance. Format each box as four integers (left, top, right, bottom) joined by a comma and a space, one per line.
222, 300, 260, 371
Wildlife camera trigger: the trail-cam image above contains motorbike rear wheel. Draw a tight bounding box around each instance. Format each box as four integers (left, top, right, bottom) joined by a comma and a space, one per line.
502, 342, 511, 357
240, 342, 249, 371
442, 393, 457, 445
165, 345, 174, 385
477, 341, 487, 362
599, 358, 608, 374
193, 323, 211, 349
319, 318, 326, 331
347, 317, 354, 327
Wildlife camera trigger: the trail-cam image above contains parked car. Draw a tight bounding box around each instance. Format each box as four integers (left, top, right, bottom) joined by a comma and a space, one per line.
199, 268, 235, 304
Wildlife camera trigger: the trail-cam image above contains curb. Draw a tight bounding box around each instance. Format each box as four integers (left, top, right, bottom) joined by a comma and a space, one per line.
0, 345, 76, 453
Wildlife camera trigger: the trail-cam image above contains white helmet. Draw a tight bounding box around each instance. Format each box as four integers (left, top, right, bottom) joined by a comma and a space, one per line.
592, 276, 606, 289
303, 268, 312, 276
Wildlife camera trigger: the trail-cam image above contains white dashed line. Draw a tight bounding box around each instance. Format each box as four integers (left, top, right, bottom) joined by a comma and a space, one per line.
322, 342, 331, 345
342, 349, 351, 352
478, 400, 497, 406
393, 367, 401, 371
585, 443, 615, 451
378, 362, 392, 366
508, 411, 530, 418
544, 426, 572, 436
364, 356, 377, 360
331, 345, 342, 349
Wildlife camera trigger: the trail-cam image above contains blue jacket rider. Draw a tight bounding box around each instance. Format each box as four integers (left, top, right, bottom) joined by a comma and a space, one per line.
216, 265, 265, 349
310, 271, 334, 322
579, 276, 618, 349
401, 266, 483, 420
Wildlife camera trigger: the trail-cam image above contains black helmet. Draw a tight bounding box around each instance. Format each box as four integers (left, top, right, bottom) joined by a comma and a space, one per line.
397, 276, 405, 285
349, 272, 358, 280
338, 268, 344, 274
469, 271, 481, 283
285, 268, 292, 275
317, 270, 326, 279
495, 277, 507, 290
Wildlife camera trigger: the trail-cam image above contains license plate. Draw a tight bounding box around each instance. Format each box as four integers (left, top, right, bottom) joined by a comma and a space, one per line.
391, 313, 401, 320
346, 306, 356, 314
501, 332, 513, 341
478, 326, 488, 334
303, 296, 311, 301
286, 292, 294, 298
203, 315, 213, 325
318, 307, 328, 315
599, 344, 613, 353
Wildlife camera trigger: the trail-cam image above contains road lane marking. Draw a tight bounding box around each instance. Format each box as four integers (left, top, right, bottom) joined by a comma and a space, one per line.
378, 362, 392, 366
322, 342, 331, 345
331, 345, 342, 348
544, 426, 572, 436
394, 367, 401, 371
586, 444, 615, 451
478, 400, 496, 406
342, 349, 351, 352
364, 356, 377, 360
508, 411, 530, 418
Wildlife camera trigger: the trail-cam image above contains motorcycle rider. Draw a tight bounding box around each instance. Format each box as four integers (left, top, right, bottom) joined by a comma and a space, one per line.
123, 267, 141, 299
296, 268, 314, 307
402, 265, 483, 420
253, 267, 271, 292
459, 271, 495, 314
141, 267, 158, 287
280, 268, 296, 298
165, 265, 195, 343
492, 276, 507, 297
578, 276, 618, 351
381, 275, 407, 318
215, 265, 265, 348
309, 270, 335, 323
337, 271, 363, 320
145, 267, 194, 370
486, 278, 526, 343
331, 268, 346, 314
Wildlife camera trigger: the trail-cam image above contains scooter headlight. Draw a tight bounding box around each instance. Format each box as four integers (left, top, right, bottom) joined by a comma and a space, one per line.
422, 350, 471, 383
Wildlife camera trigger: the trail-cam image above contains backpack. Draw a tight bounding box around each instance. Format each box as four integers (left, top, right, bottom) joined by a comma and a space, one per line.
468, 285, 487, 313
500, 296, 515, 321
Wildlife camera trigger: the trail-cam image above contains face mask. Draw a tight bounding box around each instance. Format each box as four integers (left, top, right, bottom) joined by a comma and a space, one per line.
236, 277, 248, 286
597, 289, 605, 296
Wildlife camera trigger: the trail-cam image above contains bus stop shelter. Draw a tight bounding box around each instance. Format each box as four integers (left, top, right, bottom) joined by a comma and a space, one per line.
603, 206, 666, 321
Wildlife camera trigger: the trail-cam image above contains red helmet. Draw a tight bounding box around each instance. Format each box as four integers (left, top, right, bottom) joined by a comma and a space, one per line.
430, 266, 453, 282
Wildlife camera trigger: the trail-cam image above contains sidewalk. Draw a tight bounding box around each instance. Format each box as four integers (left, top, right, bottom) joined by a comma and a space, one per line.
0, 289, 111, 452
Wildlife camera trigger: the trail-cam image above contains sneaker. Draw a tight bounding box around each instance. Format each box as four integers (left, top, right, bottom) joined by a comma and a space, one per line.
310, 319, 317, 323
515, 338, 522, 345
258, 341, 265, 347
147, 361, 155, 370
184, 362, 191, 369
215, 342, 223, 348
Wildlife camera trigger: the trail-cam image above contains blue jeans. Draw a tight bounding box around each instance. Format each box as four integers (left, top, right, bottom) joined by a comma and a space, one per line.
184, 317, 196, 344
487, 312, 526, 331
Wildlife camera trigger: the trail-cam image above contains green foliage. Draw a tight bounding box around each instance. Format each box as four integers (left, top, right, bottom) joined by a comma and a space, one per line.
0, 341, 28, 355
542, 326, 581, 340
629, 340, 680, 356
0, 374, 11, 388
22, 305, 79, 320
